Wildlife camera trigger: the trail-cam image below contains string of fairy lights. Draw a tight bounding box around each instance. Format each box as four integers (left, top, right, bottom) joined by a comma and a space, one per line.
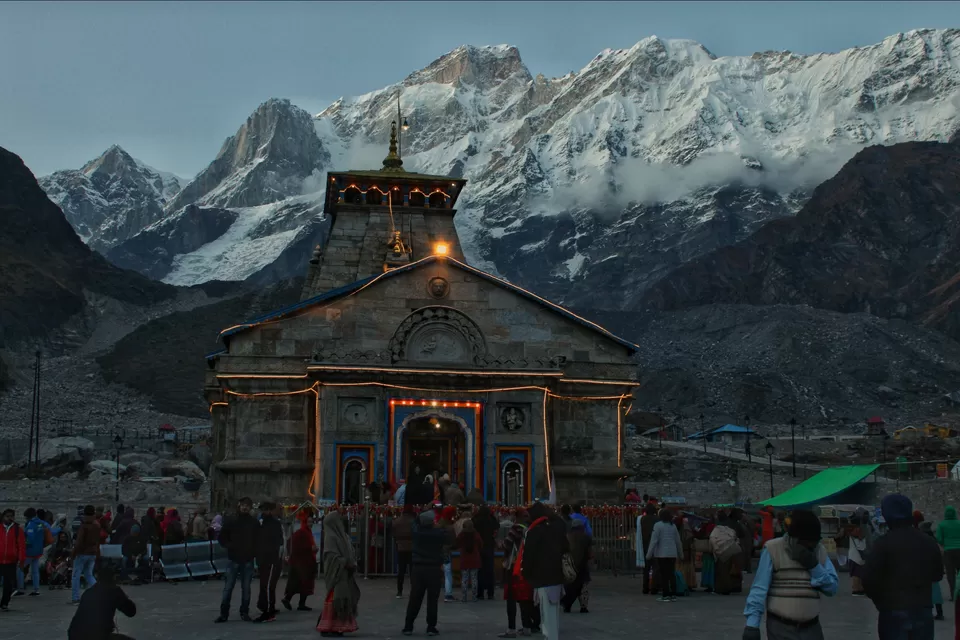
211, 378, 634, 500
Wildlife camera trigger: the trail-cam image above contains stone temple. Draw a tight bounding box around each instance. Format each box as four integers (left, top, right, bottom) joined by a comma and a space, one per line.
204, 119, 639, 512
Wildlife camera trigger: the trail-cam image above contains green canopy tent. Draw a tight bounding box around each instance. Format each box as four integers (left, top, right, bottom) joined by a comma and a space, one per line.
757, 464, 880, 509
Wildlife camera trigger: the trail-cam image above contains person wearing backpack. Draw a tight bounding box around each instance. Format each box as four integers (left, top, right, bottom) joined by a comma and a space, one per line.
1, 509, 26, 611
23, 507, 53, 596
710, 511, 742, 595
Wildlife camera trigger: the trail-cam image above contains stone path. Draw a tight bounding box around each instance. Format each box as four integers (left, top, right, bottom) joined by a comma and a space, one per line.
657, 438, 826, 472
2, 573, 954, 639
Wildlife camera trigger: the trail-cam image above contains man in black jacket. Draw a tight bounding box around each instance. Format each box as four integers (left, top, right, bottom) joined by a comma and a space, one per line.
403, 510, 450, 636
862, 493, 943, 639
522, 503, 570, 640
68, 565, 136, 640
255, 502, 285, 623
215, 497, 259, 623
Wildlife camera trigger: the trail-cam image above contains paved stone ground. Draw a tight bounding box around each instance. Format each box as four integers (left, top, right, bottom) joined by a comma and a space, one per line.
2, 573, 954, 639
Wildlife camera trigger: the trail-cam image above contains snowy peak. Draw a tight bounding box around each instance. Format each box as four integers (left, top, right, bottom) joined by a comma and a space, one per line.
166, 98, 331, 211
405, 44, 532, 88
39, 144, 185, 251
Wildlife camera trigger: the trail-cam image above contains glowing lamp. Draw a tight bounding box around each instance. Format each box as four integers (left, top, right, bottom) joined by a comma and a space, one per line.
402, 117, 410, 131
434, 243, 449, 256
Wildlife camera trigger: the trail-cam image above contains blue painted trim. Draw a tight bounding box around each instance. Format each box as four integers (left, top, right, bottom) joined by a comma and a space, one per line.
494, 442, 536, 503
205, 348, 227, 360
331, 441, 378, 502
216, 256, 638, 352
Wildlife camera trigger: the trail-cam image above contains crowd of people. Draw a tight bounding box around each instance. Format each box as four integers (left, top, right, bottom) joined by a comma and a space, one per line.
1, 488, 959, 639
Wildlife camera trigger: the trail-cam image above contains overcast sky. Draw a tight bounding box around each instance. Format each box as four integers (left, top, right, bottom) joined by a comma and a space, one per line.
2, 1, 958, 178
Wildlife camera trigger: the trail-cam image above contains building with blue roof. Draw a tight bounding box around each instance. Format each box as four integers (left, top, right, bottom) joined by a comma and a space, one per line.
686, 424, 757, 445
204, 118, 640, 511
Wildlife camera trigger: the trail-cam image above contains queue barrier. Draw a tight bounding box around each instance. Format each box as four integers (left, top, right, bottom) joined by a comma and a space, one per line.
159, 543, 191, 580
211, 543, 231, 575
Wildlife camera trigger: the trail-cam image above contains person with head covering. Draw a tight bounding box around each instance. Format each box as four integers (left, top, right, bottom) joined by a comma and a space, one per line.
741, 509, 838, 640
163, 509, 185, 545
472, 504, 500, 600
499, 509, 539, 638
111, 507, 136, 546
936, 505, 960, 601
455, 519, 483, 602
403, 509, 451, 636
521, 503, 569, 640
316, 511, 360, 636
46, 530, 72, 589
393, 505, 417, 598
862, 494, 943, 639
283, 509, 318, 612
710, 510, 743, 596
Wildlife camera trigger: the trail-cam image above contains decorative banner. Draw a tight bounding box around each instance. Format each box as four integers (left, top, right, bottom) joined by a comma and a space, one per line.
937, 463, 948, 479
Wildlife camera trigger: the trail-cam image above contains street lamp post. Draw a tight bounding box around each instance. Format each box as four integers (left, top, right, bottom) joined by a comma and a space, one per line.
744, 414, 751, 463
700, 413, 707, 453
658, 406, 663, 449
790, 417, 797, 478
765, 441, 775, 498
113, 431, 124, 508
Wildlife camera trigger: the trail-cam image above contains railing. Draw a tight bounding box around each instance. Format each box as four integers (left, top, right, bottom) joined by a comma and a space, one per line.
316, 503, 644, 579
870, 458, 957, 484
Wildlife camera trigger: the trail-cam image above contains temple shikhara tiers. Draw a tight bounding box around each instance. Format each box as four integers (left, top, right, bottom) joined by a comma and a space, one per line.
204, 109, 640, 511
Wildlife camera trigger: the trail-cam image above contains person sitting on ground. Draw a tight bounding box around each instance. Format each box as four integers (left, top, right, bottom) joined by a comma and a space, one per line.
741, 508, 838, 640
863, 494, 943, 637
67, 565, 136, 640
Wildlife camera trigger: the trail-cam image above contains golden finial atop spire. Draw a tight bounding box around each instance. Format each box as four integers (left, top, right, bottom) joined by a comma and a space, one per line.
381, 120, 403, 171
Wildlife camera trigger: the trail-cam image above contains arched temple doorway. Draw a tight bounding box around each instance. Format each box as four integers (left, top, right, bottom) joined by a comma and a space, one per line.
341, 457, 366, 504
502, 459, 524, 506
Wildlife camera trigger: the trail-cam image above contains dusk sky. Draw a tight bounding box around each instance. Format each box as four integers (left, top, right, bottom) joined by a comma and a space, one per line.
2, 1, 958, 178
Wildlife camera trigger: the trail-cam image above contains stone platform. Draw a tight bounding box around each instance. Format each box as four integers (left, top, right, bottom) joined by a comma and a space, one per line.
3, 573, 953, 639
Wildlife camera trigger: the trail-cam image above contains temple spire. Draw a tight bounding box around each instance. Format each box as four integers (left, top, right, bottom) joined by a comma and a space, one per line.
381, 121, 403, 172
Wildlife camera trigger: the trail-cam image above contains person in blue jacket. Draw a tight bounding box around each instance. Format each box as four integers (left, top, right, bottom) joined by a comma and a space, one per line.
742, 509, 838, 640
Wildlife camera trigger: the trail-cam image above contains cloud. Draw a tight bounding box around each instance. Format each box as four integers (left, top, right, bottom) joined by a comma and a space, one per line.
536, 142, 868, 217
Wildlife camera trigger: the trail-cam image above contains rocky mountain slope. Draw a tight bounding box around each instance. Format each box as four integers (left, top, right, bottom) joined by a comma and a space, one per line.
642, 141, 960, 341
39, 145, 185, 252
0, 146, 179, 349
44, 30, 960, 303
604, 304, 960, 427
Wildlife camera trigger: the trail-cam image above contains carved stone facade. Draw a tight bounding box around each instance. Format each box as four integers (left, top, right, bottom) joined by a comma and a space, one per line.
206, 158, 639, 511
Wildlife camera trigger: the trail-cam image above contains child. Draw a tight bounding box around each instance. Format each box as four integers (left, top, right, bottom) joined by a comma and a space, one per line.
456, 520, 482, 603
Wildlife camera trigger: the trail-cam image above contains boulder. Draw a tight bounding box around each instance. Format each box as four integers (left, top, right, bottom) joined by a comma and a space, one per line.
119, 452, 159, 466
87, 459, 126, 476
19, 437, 94, 476
188, 444, 212, 474
125, 461, 152, 477
158, 460, 205, 481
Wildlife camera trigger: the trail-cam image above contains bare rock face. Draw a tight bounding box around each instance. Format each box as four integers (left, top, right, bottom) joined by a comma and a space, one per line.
641, 142, 960, 342
87, 459, 127, 476
39, 145, 184, 252
157, 459, 205, 481
166, 98, 331, 211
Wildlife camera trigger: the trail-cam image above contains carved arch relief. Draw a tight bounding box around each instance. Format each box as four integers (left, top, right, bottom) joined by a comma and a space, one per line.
388, 306, 487, 365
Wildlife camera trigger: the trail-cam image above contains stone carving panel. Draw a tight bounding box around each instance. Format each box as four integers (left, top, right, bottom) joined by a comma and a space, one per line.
389, 306, 487, 365
337, 398, 376, 430
498, 404, 531, 434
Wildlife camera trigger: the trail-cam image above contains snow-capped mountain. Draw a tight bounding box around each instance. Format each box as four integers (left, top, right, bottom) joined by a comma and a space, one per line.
39, 145, 186, 252
49, 30, 960, 303
165, 98, 331, 211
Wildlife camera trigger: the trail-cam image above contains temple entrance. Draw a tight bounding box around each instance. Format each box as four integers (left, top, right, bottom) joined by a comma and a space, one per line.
404, 415, 465, 503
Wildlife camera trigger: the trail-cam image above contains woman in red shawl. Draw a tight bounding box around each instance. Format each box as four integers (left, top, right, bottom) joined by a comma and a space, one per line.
759, 506, 775, 546
283, 510, 318, 611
